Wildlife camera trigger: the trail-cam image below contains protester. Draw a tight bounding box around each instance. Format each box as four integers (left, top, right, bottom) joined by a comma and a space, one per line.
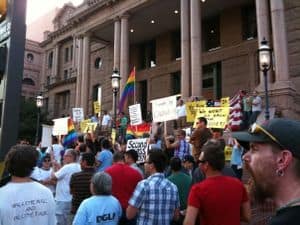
190, 117, 212, 161
230, 138, 244, 180
95, 138, 113, 172
184, 140, 251, 225
46, 136, 64, 165
101, 110, 111, 132
124, 150, 144, 177
233, 118, 300, 224
165, 129, 191, 160
241, 90, 252, 129
118, 112, 128, 144
31, 153, 56, 195
250, 90, 262, 124
182, 155, 196, 178
51, 149, 81, 225
0, 144, 56, 225
127, 151, 180, 225
70, 152, 95, 217
176, 98, 186, 129
72, 172, 122, 225
168, 157, 192, 225
106, 152, 142, 225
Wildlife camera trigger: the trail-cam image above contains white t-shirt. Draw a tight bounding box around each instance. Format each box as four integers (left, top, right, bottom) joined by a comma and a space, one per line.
101, 114, 111, 126
0, 181, 56, 225
31, 167, 55, 194
46, 144, 64, 163
176, 104, 186, 117
54, 163, 81, 202
252, 96, 262, 112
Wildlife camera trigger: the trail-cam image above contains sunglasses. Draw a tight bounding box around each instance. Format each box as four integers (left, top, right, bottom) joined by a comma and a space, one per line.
249, 123, 284, 149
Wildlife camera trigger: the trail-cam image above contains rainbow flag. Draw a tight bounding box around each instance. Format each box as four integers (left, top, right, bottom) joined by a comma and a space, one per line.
118, 67, 135, 112
63, 118, 78, 147
126, 122, 151, 137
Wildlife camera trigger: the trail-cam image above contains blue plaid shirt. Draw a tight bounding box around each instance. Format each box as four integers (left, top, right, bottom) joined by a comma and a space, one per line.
129, 173, 180, 225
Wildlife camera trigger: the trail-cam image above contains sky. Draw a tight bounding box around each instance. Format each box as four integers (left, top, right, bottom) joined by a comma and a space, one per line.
26, 0, 84, 24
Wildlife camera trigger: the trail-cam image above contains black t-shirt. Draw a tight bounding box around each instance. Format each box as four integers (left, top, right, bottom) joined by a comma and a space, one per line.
269, 206, 300, 225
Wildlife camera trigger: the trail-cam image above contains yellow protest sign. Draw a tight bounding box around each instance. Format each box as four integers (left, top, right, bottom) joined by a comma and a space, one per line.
93, 101, 101, 114
186, 100, 207, 122
80, 119, 91, 132
224, 145, 233, 161
111, 128, 116, 144
84, 122, 98, 133
194, 107, 230, 128
220, 97, 230, 107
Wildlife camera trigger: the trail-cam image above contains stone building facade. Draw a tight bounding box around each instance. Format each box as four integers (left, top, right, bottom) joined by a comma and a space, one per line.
39, 0, 300, 120
22, 39, 43, 98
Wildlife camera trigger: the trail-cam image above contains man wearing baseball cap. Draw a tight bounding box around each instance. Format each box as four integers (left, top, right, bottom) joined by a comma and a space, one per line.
232, 118, 300, 225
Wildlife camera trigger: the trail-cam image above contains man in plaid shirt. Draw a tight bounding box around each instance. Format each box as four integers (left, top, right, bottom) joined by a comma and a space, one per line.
127, 151, 180, 225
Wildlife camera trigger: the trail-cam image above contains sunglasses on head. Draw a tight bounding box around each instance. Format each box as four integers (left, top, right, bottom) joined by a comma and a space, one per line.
249, 123, 284, 149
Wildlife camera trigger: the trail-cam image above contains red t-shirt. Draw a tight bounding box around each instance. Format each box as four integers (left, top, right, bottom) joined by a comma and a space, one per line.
188, 175, 248, 225
105, 163, 142, 209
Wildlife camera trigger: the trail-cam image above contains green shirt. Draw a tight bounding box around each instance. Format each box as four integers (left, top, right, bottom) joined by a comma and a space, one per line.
167, 171, 192, 210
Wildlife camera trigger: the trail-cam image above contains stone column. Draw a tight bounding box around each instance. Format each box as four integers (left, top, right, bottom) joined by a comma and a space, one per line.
41, 52, 47, 88
120, 14, 130, 94
52, 44, 60, 81
270, 0, 289, 82
75, 36, 83, 107
72, 35, 77, 69
80, 34, 90, 116
180, 0, 190, 99
255, 0, 271, 84
190, 0, 202, 97
114, 17, 121, 71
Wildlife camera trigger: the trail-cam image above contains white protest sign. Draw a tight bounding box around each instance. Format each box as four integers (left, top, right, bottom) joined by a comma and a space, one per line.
41, 124, 53, 147
52, 117, 69, 135
151, 95, 178, 122
129, 104, 143, 126
72, 108, 84, 122
126, 138, 148, 163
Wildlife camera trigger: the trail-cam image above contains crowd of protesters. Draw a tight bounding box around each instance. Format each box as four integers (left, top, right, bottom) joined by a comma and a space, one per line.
1, 94, 300, 225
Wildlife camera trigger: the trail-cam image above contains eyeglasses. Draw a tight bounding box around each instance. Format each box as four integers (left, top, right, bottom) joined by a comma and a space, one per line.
250, 123, 284, 149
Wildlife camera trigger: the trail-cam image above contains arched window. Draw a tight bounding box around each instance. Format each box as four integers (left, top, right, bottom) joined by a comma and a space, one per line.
26, 53, 34, 62
22, 78, 35, 86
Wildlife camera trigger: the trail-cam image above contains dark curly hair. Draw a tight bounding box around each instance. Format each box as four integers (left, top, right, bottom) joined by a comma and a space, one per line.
5, 144, 39, 177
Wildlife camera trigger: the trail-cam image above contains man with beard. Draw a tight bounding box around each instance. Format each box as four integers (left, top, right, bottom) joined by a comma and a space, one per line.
232, 118, 300, 225
184, 140, 250, 225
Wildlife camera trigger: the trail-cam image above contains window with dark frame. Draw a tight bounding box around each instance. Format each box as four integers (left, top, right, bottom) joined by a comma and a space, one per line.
203, 15, 220, 51
242, 4, 257, 40
172, 30, 181, 60
48, 51, 53, 69
64, 47, 69, 62
138, 40, 156, 70
64, 70, 68, 80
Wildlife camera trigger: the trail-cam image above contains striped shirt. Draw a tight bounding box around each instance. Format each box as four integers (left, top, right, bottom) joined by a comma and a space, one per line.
70, 168, 95, 214
129, 173, 180, 225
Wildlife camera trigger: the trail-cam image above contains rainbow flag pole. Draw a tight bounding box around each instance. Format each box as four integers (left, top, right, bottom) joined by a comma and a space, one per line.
119, 67, 136, 112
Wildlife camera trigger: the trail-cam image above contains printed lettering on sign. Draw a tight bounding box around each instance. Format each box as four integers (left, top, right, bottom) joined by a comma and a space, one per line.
126, 138, 148, 163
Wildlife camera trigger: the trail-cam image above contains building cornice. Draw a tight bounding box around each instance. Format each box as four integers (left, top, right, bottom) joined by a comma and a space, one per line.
40, 0, 119, 47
